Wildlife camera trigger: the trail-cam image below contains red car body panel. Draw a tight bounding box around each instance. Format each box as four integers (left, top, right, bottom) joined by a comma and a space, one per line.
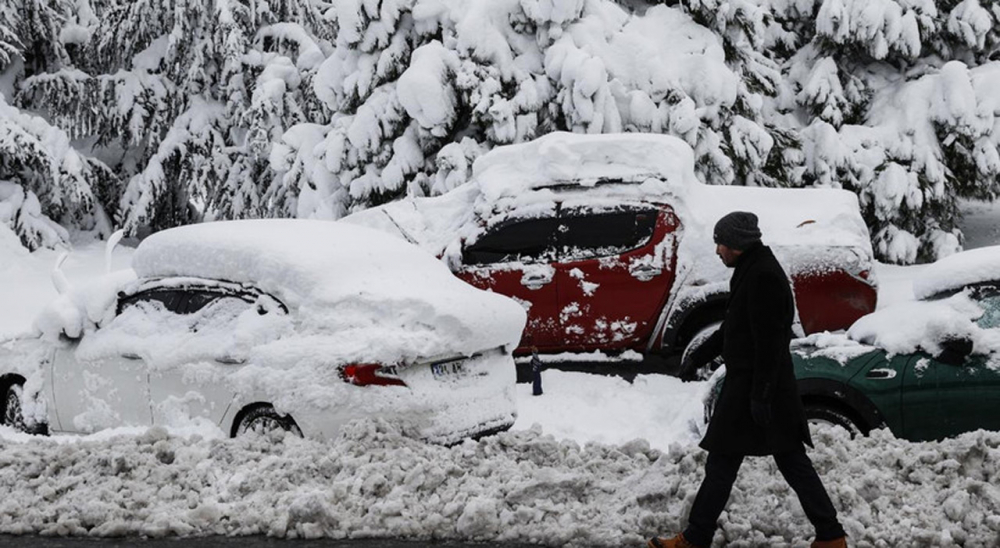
552, 209, 678, 352
792, 269, 879, 335
457, 265, 562, 350
455, 202, 877, 357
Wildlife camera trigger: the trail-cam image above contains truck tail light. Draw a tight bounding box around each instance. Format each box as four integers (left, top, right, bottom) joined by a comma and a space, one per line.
339, 364, 406, 387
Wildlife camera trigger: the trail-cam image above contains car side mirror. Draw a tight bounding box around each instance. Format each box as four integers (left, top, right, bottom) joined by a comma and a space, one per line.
935, 337, 973, 366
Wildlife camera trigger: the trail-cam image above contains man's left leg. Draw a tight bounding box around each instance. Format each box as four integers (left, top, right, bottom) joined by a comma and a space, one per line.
773, 448, 846, 542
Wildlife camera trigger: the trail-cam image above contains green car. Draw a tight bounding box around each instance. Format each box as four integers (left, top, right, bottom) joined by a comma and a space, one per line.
706, 247, 1000, 442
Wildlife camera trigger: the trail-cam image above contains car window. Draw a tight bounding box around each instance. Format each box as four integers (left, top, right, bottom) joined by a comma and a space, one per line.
188, 295, 257, 332
557, 209, 657, 260
117, 289, 187, 316
976, 294, 1000, 329
462, 217, 560, 265
182, 290, 256, 314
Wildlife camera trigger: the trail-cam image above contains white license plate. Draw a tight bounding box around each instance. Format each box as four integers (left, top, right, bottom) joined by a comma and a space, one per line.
431, 360, 467, 378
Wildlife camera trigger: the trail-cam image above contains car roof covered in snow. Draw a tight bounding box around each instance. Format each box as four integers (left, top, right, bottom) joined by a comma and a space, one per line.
471, 131, 700, 198
35, 220, 526, 359
131, 219, 461, 309
344, 132, 874, 263
912, 245, 1000, 300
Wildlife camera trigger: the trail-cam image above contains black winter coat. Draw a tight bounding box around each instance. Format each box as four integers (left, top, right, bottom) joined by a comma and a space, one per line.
697, 243, 811, 456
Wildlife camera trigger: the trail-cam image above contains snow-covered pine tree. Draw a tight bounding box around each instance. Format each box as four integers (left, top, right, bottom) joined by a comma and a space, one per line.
655, 0, 799, 189
13, 0, 334, 236
768, 0, 1000, 263
0, 7, 19, 67
273, 0, 784, 219
274, 0, 432, 219
0, 0, 115, 249
0, 92, 114, 250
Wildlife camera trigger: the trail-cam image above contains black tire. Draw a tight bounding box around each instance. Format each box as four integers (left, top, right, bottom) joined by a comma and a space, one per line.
1, 381, 48, 435
233, 404, 302, 438
679, 321, 723, 381
804, 403, 866, 437
2, 383, 28, 432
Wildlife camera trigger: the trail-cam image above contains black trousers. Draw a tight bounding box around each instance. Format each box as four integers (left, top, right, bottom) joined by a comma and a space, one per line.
682, 449, 845, 547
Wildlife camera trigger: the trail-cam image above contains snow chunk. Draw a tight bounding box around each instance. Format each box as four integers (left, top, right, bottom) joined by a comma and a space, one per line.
33, 268, 137, 341
396, 41, 458, 134
472, 131, 699, 195
847, 292, 986, 356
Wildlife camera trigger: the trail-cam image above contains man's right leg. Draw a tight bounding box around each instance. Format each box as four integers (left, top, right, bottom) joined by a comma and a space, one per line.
682, 452, 744, 547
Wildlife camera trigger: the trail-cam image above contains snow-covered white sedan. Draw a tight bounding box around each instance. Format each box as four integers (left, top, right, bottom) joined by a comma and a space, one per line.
0, 220, 527, 444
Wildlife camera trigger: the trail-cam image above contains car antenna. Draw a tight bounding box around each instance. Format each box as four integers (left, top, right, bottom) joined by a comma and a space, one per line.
105, 229, 125, 274
381, 209, 418, 245
51, 251, 71, 295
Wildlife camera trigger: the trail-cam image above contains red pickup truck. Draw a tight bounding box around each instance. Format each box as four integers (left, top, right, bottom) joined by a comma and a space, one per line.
344, 132, 878, 378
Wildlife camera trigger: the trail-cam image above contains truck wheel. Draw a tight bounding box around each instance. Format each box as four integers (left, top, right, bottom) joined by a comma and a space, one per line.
234, 404, 302, 438
804, 403, 866, 437
679, 321, 723, 381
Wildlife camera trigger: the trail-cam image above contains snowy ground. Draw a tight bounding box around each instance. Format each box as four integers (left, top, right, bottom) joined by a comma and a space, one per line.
2, 221, 1000, 546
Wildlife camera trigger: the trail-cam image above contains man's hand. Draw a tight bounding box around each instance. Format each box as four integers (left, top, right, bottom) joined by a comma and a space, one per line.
751, 399, 772, 428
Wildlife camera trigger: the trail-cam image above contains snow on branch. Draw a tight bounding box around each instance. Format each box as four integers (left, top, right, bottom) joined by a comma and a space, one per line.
119, 100, 227, 235
0, 96, 108, 249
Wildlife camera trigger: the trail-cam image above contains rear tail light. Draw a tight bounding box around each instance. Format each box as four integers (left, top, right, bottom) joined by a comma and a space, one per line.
339, 364, 406, 387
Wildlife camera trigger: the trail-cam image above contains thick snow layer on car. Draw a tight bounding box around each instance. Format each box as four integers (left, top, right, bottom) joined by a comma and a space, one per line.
343, 133, 874, 279
847, 292, 1000, 361
39, 219, 527, 361
32, 268, 137, 340
912, 245, 1000, 300
470, 131, 700, 201
791, 332, 878, 364
681, 183, 871, 251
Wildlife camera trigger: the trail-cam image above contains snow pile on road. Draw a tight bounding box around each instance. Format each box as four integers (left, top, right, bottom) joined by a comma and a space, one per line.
1, 418, 998, 547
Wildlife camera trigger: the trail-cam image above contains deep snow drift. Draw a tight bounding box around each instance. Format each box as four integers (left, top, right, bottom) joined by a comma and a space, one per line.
1, 419, 999, 547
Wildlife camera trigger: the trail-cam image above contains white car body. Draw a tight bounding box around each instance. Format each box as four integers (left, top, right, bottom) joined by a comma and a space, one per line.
1, 220, 527, 444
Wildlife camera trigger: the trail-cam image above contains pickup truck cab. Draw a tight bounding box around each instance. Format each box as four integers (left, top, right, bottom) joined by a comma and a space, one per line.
343, 132, 878, 376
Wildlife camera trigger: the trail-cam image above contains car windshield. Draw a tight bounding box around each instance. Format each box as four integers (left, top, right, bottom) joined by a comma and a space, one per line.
975, 294, 1000, 329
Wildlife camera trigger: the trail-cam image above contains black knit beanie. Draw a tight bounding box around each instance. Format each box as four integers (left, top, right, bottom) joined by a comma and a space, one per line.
713, 211, 762, 251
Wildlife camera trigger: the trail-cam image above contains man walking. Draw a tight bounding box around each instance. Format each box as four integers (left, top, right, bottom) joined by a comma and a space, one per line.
648, 212, 847, 548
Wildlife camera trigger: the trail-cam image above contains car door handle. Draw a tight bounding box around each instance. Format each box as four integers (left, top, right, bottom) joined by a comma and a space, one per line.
215, 356, 247, 365
630, 264, 662, 281
121, 352, 142, 360
521, 272, 553, 290
866, 368, 897, 379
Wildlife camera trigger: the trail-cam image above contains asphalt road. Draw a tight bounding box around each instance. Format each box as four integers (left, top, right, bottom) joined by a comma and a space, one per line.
0, 537, 545, 548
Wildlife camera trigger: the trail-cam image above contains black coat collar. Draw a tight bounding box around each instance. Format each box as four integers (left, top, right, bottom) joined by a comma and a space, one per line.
730, 242, 768, 292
